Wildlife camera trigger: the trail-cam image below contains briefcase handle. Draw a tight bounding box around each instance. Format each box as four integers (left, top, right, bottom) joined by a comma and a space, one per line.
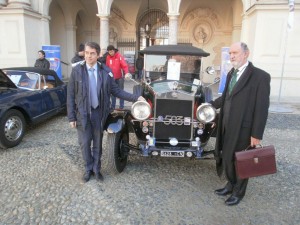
243, 144, 263, 151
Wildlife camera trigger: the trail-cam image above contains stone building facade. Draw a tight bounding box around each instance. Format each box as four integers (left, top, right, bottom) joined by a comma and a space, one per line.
0, 0, 299, 102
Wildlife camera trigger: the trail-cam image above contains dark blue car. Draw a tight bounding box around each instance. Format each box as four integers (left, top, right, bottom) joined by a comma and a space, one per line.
0, 67, 67, 148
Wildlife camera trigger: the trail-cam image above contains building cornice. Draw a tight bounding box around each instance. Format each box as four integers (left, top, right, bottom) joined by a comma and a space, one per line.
0, 7, 41, 19
246, 2, 298, 15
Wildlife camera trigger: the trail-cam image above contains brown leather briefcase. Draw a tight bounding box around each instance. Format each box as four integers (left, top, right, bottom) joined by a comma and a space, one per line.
235, 145, 277, 179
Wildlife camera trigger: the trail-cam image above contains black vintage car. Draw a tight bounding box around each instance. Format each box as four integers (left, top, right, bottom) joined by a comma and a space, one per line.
103, 45, 218, 174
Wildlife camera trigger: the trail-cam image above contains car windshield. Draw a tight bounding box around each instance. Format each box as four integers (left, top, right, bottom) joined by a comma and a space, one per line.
150, 80, 200, 95
144, 54, 201, 84
5, 70, 40, 90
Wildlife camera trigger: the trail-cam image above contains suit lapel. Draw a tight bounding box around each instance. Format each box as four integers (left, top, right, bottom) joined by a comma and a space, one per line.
83, 67, 89, 98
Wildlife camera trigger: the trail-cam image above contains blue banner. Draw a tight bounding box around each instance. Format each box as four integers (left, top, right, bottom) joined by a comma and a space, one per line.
218, 47, 231, 94
42, 45, 62, 80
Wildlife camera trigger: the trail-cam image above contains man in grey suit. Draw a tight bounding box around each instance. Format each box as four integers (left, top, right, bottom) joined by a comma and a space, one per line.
211, 42, 271, 205
67, 42, 145, 182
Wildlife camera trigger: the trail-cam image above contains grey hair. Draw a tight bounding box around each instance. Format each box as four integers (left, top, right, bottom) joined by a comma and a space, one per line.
240, 42, 249, 53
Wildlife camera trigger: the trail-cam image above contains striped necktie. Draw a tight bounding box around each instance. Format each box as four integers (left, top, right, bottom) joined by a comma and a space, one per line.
88, 68, 98, 109
229, 69, 238, 94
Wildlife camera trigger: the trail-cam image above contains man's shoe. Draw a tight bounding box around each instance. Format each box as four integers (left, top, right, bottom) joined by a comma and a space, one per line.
83, 171, 93, 182
225, 195, 243, 206
214, 187, 232, 196
95, 172, 104, 181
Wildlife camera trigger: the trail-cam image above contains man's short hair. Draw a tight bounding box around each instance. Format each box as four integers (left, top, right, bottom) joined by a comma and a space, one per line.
38, 50, 46, 57
241, 42, 249, 52
107, 45, 116, 51
78, 43, 85, 52
85, 42, 101, 55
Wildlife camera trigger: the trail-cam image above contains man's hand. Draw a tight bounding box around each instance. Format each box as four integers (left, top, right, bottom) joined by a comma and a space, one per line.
70, 121, 76, 128
137, 96, 146, 101
250, 136, 261, 147
125, 73, 132, 80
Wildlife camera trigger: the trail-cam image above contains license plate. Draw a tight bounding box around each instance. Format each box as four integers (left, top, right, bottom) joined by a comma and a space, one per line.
161, 151, 184, 157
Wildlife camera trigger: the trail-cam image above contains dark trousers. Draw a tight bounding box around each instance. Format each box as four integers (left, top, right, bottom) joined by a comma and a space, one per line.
111, 78, 124, 109
77, 107, 102, 173
224, 159, 248, 197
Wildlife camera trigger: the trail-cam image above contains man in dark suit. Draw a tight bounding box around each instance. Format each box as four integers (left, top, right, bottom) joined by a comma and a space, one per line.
211, 42, 270, 206
67, 42, 145, 182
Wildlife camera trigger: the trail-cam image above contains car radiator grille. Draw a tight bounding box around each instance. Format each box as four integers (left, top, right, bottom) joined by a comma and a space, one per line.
154, 99, 193, 140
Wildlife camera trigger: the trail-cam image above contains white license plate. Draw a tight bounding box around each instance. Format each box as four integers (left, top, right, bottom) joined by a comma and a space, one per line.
161, 151, 184, 157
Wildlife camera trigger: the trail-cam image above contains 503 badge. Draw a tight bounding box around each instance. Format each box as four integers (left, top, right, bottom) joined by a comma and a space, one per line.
158, 115, 191, 126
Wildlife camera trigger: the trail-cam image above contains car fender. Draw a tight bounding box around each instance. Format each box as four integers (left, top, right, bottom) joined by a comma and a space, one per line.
106, 118, 124, 133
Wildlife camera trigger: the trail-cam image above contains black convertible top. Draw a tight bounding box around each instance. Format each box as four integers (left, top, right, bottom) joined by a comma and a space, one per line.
2, 67, 64, 85
140, 45, 210, 57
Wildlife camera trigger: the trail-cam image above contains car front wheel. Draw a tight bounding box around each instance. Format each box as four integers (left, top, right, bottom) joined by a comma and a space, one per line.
102, 128, 129, 174
0, 109, 26, 149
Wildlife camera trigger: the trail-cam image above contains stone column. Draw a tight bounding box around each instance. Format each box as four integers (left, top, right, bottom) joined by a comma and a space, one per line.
7, 0, 31, 8
0, 0, 7, 8
65, 25, 77, 79
97, 14, 110, 56
168, 14, 179, 45
41, 15, 51, 45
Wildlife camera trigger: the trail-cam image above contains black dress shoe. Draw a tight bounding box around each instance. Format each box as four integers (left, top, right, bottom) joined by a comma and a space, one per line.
214, 188, 232, 196
83, 171, 93, 182
95, 172, 104, 181
225, 195, 243, 206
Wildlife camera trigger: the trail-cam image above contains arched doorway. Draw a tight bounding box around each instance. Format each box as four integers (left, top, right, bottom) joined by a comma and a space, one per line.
137, 8, 169, 50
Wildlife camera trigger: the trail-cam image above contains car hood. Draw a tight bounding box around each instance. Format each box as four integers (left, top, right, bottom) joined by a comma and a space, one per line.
0, 69, 17, 88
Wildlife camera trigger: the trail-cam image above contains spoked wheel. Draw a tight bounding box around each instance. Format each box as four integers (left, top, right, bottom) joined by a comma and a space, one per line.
0, 109, 26, 149
103, 128, 129, 174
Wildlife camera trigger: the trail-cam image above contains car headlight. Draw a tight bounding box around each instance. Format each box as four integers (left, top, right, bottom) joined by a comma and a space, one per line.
131, 101, 151, 120
196, 103, 216, 123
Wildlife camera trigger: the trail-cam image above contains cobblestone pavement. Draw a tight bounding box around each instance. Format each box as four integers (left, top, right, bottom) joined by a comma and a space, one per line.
0, 81, 300, 224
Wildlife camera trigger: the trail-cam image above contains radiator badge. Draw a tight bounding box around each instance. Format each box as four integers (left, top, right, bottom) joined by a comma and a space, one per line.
162, 115, 191, 126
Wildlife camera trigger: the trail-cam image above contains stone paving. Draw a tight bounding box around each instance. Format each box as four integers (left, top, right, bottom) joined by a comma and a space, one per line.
0, 80, 300, 224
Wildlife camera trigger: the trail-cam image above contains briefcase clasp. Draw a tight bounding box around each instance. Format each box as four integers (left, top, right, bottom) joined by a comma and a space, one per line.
254, 157, 259, 164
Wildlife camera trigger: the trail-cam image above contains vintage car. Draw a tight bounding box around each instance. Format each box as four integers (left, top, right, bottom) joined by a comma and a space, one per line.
0, 67, 67, 149
103, 45, 218, 174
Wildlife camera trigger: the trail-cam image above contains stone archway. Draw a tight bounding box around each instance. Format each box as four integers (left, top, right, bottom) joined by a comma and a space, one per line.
136, 8, 169, 50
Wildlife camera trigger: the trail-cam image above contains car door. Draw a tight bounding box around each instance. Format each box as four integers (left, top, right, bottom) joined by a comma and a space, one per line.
39, 74, 65, 115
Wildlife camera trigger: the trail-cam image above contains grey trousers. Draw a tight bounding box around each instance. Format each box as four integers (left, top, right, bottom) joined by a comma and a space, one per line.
77, 107, 102, 173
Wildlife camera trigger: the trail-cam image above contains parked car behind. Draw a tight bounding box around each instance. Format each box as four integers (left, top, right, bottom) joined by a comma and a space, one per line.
0, 67, 67, 149
102, 45, 218, 174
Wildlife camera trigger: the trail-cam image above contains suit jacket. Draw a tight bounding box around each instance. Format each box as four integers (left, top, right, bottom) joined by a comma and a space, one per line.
67, 61, 138, 130
211, 62, 271, 176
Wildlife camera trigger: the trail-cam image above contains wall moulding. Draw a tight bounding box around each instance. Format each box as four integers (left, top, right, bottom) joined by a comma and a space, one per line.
192, 21, 213, 44
180, 7, 221, 30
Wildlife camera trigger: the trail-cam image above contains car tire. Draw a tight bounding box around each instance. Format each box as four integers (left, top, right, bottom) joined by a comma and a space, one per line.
0, 109, 26, 149
102, 128, 129, 174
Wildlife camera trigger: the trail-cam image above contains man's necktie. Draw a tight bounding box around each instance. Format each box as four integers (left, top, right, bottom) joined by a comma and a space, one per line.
88, 68, 98, 109
229, 69, 238, 94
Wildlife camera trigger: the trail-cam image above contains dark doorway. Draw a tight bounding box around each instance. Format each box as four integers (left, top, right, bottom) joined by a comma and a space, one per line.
137, 8, 169, 51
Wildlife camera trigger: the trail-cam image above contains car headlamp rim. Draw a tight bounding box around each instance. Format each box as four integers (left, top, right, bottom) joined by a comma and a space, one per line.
196, 103, 216, 123
131, 100, 151, 120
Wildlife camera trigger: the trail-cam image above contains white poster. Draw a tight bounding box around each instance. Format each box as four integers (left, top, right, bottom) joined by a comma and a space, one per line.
167, 61, 181, 80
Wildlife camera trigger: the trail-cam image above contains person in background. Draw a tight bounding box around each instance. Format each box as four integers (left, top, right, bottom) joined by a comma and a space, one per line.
34, 50, 50, 69
71, 43, 85, 66
67, 41, 145, 183
98, 51, 108, 64
135, 53, 144, 80
106, 45, 130, 110
210, 42, 270, 206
